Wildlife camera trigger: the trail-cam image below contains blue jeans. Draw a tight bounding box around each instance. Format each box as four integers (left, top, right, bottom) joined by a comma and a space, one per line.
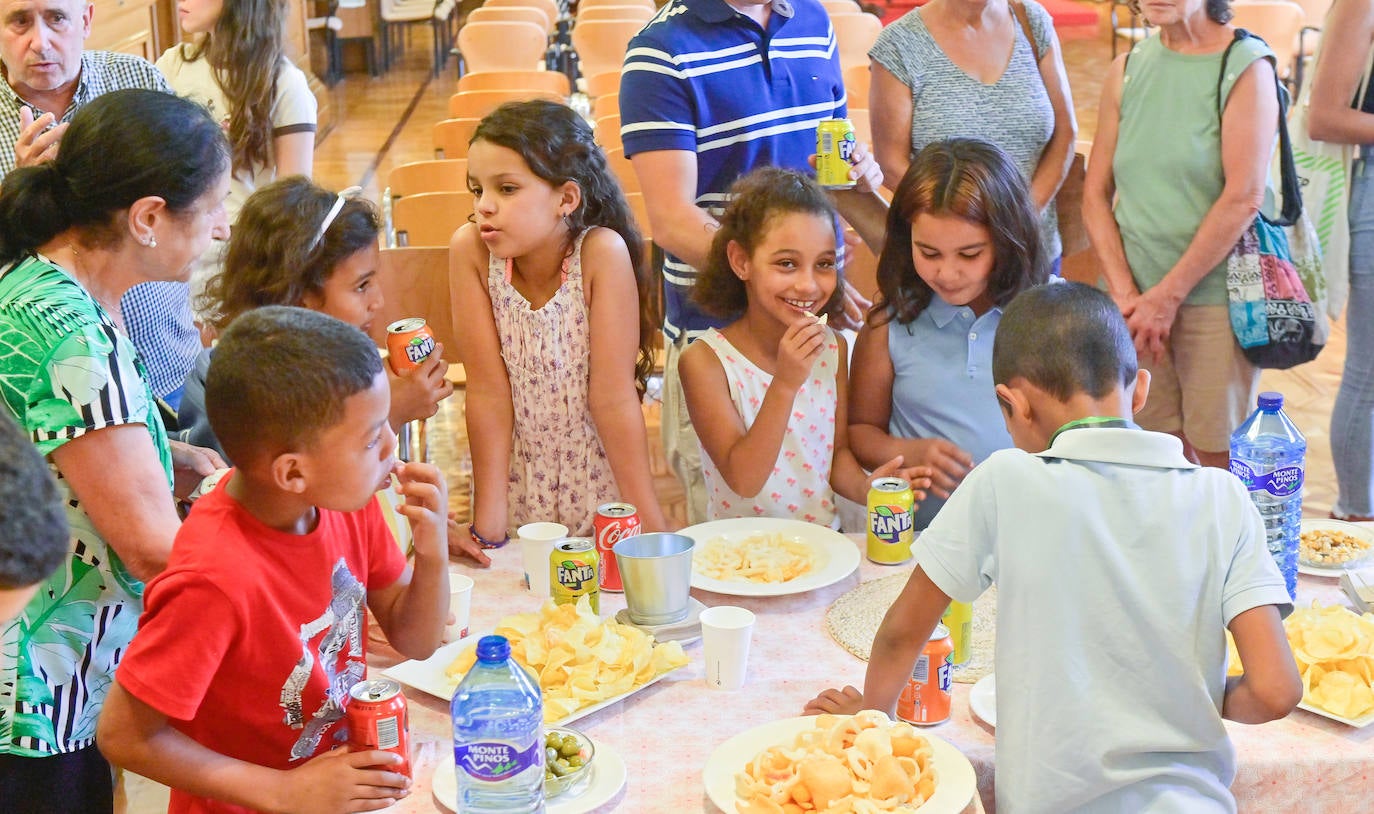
1331, 156, 1374, 515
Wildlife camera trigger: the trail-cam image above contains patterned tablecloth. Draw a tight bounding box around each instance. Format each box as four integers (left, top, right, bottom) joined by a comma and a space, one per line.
371, 535, 1372, 814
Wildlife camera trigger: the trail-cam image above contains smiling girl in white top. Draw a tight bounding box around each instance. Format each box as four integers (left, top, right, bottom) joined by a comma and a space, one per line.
680, 167, 931, 527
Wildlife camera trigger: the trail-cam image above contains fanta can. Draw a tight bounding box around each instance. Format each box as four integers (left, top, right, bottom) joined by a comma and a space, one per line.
551, 538, 600, 615
385, 317, 436, 374
897, 624, 953, 726
942, 600, 972, 665
867, 477, 914, 564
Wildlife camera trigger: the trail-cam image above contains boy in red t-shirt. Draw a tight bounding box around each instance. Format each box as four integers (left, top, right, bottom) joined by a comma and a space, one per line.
98, 306, 450, 814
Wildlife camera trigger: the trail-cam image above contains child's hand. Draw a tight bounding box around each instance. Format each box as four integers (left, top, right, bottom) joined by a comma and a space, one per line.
393, 462, 448, 558
902, 438, 973, 499
447, 512, 493, 567
869, 456, 931, 503
803, 685, 865, 716
388, 344, 455, 426
775, 316, 828, 392
274, 746, 410, 813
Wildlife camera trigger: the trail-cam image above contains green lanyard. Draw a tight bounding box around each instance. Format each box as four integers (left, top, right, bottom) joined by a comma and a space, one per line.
1048, 416, 1131, 447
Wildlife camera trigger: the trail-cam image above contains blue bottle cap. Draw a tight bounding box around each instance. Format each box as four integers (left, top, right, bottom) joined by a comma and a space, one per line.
1257, 392, 1283, 410
475, 635, 510, 662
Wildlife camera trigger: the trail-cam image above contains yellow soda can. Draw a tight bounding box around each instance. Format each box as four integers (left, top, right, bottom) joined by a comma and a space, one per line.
551, 538, 600, 615
942, 600, 973, 665
815, 118, 857, 189
867, 477, 914, 564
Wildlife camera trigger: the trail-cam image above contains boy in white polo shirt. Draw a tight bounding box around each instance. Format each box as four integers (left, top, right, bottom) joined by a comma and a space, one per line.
807, 283, 1301, 813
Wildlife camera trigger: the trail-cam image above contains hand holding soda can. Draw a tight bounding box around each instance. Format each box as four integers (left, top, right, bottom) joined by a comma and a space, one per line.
815, 118, 858, 189
386, 317, 436, 374
346, 678, 412, 778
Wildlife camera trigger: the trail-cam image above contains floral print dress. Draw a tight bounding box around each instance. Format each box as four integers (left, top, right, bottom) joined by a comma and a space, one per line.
488, 230, 615, 536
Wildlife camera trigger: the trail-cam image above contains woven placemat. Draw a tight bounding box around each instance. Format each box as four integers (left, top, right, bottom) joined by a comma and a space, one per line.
824, 572, 997, 684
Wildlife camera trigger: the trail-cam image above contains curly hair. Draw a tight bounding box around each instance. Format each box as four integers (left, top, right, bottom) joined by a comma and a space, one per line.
199, 177, 380, 331
0, 411, 67, 591
871, 138, 1047, 328
694, 167, 843, 321
472, 100, 656, 395
180, 0, 287, 176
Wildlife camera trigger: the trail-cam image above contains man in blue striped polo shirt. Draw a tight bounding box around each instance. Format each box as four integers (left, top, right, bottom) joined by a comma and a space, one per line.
620, 0, 881, 523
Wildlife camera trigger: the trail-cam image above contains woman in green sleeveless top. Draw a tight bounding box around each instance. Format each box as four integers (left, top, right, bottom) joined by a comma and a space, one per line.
1081, 0, 1279, 468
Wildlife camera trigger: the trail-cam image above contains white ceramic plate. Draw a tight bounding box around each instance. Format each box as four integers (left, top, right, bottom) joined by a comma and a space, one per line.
968, 674, 996, 728
432, 734, 628, 813
381, 636, 684, 725
1297, 519, 1374, 577
682, 518, 861, 597
703, 716, 976, 813
1297, 700, 1374, 729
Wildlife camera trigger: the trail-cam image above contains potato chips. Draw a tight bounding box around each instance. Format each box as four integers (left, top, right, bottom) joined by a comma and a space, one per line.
734, 712, 938, 814
1284, 602, 1374, 720
696, 533, 819, 584
444, 596, 688, 723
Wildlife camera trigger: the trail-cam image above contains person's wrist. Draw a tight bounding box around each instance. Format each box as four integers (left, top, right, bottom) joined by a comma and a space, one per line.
469, 522, 509, 549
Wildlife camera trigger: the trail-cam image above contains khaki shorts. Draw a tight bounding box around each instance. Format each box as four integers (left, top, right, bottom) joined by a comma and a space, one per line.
1134, 304, 1259, 454
661, 336, 709, 525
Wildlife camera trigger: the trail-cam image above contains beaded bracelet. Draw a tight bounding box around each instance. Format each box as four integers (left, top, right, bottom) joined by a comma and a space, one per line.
469, 523, 510, 549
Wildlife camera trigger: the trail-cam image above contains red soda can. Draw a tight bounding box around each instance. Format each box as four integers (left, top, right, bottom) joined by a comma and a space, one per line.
594, 502, 640, 592
347, 678, 411, 778
896, 624, 954, 726
386, 317, 436, 374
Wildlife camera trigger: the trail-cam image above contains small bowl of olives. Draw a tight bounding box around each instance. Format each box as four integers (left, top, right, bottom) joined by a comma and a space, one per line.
543, 726, 595, 798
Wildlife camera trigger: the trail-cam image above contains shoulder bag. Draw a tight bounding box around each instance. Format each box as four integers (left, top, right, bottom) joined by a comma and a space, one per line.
1222, 29, 1327, 369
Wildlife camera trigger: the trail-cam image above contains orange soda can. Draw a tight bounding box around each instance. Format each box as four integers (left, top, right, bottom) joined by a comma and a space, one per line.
347, 678, 412, 778
386, 317, 436, 374
897, 624, 953, 726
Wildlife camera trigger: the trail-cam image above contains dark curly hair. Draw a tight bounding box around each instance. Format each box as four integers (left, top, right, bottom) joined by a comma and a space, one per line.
0, 411, 67, 591
471, 100, 656, 395
870, 138, 1046, 328
199, 177, 380, 331
694, 167, 843, 321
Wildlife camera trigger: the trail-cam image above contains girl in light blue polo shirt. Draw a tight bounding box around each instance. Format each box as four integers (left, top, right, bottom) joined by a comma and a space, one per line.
850, 139, 1049, 528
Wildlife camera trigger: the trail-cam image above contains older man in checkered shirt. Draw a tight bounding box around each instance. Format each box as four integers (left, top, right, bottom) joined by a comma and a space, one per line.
0, 0, 200, 407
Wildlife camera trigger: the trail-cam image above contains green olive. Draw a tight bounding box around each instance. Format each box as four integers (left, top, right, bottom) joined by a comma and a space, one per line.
567, 755, 584, 768
558, 741, 580, 758
550, 758, 573, 777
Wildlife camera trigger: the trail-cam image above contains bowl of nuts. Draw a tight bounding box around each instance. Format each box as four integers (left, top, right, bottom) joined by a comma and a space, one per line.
1298, 519, 1374, 573
543, 726, 594, 798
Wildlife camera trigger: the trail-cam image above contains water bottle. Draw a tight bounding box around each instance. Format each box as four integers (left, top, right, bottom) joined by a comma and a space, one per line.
451, 635, 545, 813
1229, 391, 1306, 600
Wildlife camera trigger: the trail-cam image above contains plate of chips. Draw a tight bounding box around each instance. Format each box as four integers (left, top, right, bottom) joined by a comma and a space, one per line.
682, 518, 861, 597
704, 712, 976, 814
1284, 602, 1374, 727
383, 597, 689, 724
1298, 520, 1374, 577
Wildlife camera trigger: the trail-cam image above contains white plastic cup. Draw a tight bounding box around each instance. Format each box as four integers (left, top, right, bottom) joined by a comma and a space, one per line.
518, 522, 568, 598
699, 605, 755, 690
446, 572, 474, 641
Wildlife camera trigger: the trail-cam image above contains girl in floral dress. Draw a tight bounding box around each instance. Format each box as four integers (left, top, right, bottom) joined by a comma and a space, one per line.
451, 100, 667, 547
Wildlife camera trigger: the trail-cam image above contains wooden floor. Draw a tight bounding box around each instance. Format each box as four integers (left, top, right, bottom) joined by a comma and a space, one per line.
122, 7, 1348, 810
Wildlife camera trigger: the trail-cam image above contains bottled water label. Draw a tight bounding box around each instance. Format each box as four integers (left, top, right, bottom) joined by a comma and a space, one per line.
455, 740, 542, 782
1228, 461, 1304, 498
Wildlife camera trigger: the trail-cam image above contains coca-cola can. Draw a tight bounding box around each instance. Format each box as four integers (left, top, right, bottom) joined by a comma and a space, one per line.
594, 502, 640, 592
347, 678, 411, 778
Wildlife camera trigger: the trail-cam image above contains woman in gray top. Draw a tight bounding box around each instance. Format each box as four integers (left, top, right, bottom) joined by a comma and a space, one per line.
868, 0, 1076, 269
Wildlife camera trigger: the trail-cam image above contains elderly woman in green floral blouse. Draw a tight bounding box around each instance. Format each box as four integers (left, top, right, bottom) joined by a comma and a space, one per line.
0, 90, 230, 812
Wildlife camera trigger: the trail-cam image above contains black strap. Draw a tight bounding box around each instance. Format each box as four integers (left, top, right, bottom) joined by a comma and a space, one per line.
1217, 28, 1301, 227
